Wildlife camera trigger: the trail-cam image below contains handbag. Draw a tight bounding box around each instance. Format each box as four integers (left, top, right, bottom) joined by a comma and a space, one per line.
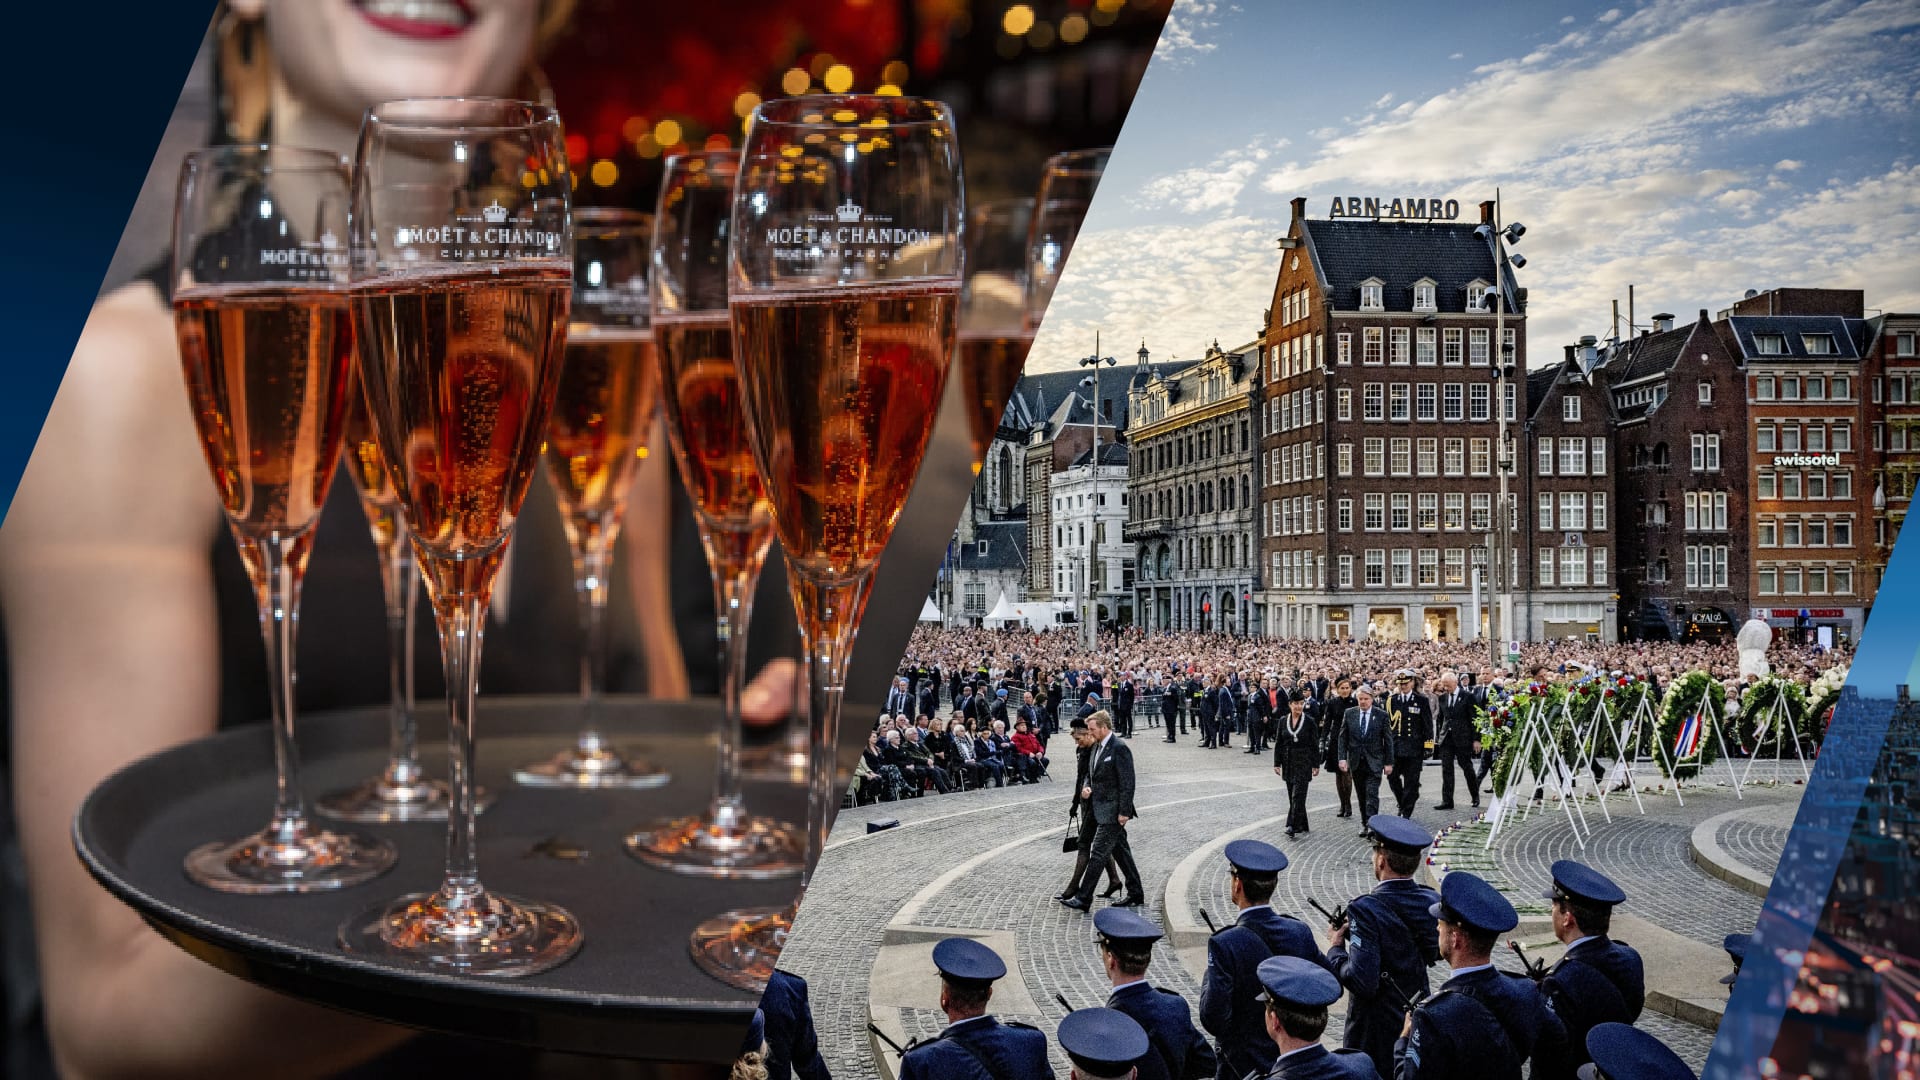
1062, 808, 1080, 853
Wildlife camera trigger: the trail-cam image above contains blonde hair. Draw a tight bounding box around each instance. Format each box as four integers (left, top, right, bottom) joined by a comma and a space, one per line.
731, 1050, 769, 1080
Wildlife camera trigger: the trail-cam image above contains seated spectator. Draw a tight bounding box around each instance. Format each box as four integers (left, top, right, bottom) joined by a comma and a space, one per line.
945, 716, 985, 789
898, 725, 953, 794
1010, 717, 1047, 783
977, 719, 1013, 788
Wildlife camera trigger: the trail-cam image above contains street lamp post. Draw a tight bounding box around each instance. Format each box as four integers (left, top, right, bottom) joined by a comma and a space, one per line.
1080, 336, 1117, 656
1476, 195, 1528, 672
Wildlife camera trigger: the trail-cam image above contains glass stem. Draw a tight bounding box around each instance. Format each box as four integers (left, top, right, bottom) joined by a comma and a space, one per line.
238, 529, 313, 849
789, 571, 875, 897
379, 537, 422, 788
705, 526, 770, 831
573, 528, 615, 757
430, 557, 495, 917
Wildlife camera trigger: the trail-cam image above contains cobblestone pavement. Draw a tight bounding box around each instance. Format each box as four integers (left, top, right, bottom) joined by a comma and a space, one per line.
1716, 808, 1795, 878
780, 727, 1792, 1077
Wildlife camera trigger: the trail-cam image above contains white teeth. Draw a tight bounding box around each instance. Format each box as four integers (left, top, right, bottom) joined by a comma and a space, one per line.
358, 0, 471, 28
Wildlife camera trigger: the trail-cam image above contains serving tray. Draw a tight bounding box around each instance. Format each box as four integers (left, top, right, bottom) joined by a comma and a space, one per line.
73, 696, 813, 1063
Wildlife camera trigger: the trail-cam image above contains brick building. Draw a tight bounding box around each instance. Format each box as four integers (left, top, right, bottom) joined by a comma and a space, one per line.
1601, 311, 1749, 641
1125, 340, 1259, 633
1255, 195, 1525, 642
1864, 311, 1920, 595
1521, 349, 1618, 641
1716, 288, 1875, 645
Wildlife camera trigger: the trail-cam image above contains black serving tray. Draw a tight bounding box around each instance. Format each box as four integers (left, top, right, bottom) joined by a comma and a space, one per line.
73, 696, 814, 1063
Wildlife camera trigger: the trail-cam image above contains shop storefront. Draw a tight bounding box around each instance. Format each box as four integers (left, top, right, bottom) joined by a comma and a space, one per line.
1754, 606, 1862, 647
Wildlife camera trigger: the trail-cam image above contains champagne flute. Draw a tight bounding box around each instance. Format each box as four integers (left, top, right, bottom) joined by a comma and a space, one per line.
171, 145, 397, 892
512, 208, 670, 790
700, 95, 965, 988
1024, 147, 1110, 332
316, 393, 467, 821
960, 198, 1037, 475
626, 150, 803, 879
338, 98, 580, 975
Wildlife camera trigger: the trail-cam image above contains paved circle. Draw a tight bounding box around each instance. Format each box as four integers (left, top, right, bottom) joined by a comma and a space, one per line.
780, 723, 1784, 1076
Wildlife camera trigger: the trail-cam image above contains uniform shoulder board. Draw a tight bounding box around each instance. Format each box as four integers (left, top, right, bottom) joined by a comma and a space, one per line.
1277, 912, 1306, 924
1004, 1020, 1042, 1031
1156, 986, 1185, 997
1331, 1048, 1369, 1058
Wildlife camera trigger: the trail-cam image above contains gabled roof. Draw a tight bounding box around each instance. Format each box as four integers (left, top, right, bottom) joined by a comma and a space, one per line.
1723, 315, 1869, 364
1525, 364, 1562, 420
1300, 218, 1522, 314
1014, 363, 1192, 433
1069, 442, 1131, 469
956, 520, 1029, 572
1599, 323, 1693, 385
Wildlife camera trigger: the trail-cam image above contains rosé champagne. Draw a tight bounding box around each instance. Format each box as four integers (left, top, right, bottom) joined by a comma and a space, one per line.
541, 325, 660, 541
174, 284, 355, 536
350, 265, 570, 568
729, 280, 958, 585
957, 331, 1035, 474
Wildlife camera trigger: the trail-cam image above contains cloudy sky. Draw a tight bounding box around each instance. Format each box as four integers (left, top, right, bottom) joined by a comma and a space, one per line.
1025, 0, 1920, 373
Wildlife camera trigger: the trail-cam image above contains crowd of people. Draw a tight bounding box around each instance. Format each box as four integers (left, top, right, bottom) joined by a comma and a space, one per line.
866, 625, 1850, 810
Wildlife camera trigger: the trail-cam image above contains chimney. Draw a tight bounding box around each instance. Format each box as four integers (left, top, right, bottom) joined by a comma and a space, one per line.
1479, 200, 1496, 224
1578, 336, 1599, 371
1652, 312, 1675, 333
1290, 196, 1307, 222
1565, 344, 1577, 367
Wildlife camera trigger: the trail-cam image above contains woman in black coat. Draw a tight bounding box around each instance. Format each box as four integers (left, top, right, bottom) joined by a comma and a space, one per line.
1272, 694, 1320, 838
1320, 676, 1358, 818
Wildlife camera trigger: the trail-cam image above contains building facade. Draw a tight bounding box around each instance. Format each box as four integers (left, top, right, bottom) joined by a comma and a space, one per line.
1717, 289, 1875, 645
1521, 350, 1618, 641
1048, 443, 1132, 626
1867, 311, 1920, 592
1256, 195, 1527, 642
1126, 340, 1259, 633
1601, 311, 1750, 641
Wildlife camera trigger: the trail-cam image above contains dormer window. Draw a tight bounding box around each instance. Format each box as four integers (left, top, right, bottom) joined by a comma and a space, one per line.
977, 540, 989, 556
1413, 279, 1437, 312
1754, 333, 1786, 355
1359, 278, 1384, 311
1803, 333, 1838, 356
1466, 281, 1492, 312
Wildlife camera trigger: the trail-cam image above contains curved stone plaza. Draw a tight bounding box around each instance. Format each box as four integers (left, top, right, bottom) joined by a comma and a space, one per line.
777, 727, 1808, 1077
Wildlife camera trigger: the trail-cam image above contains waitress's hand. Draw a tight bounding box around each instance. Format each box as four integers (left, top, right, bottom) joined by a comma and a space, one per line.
743, 658, 800, 727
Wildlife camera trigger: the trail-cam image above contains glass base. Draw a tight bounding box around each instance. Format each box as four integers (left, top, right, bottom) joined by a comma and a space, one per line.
338, 888, 582, 977
624, 812, 805, 880
689, 904, 790, 992
316, 776, 495, 823
738, 743, 809, 784
512, 745, 670, 789
184, 826, 396, 895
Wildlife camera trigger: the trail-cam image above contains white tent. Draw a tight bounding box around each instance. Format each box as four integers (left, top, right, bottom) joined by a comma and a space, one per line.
983, 592, 1073, 630
983, 592, 1021, 625
918, 596, 941, 622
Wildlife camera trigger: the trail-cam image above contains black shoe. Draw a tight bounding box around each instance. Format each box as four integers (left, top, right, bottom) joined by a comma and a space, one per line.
1060, 896, 1090, 911
1433, 803, 1455, 810
1337, 810, 1352, 819
1284, 829, 1298, 839
1101, 883, 1123, 899
1359, 828, 1374, 840
1112, 896, 1145, 908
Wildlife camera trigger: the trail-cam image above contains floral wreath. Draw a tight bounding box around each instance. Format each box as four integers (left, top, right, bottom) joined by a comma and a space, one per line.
1653, 671, 1727, 778
1737, 674, 1816, 753
1479, 682, 1575, 797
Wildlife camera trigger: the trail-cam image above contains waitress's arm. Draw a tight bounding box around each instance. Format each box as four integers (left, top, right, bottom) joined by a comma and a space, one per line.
0, 283, 411, 1080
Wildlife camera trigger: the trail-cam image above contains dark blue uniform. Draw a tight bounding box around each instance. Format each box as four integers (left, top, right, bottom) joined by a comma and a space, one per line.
761, 969, 831, 1080
1393, 966, 1566, 1080
1328, 878, 1440, 1077
896, 1015, 1054, 1080
1531, 937, 1644, 1080
1200, 906, 1328, 1080
1107, 980, 1217, 1080
1265, 1044, 1384, 1079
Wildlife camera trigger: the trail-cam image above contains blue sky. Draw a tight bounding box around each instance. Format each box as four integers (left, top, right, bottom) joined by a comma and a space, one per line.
1027, 0, 1920, 373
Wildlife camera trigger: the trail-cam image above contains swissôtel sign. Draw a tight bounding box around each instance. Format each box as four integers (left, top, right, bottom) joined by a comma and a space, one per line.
1772, 453, 1842, 467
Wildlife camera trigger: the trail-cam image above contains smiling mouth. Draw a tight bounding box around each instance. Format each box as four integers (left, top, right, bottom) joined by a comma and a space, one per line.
351, 0, 476, 40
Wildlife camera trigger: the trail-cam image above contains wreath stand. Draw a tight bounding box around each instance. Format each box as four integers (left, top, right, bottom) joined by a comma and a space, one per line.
1569, 692, 1648, 817
1660, 690, 1744, 799
1603, 693, 1663, 809
1741, 689, 1812, 787
1485, 699, 1588, 849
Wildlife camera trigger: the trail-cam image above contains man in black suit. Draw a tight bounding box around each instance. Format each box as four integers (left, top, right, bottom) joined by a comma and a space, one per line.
915, 678, 940, 727
1114, 672, 1136, 739
1063, 711, 1144, 910
1248, 676, 1282, 755
1431, 673, 1483, 810
1271, 694, 1319, 838
884, 676, 913, 719
1336, 687, 1396, 833
1386, 671, 1433, 818
1160, 676, 1181, 742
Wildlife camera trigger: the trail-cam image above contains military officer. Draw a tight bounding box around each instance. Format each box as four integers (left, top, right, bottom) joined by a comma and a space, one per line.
1326, 816, 1440, 1077
1200, 840, 1326, 1080
1058, 1007, 1153, 1080
1575, 1023, 1696, 1080
1719, 932, 1751, 991
1386, 671, 1433, 818
1530, 862, 1645, 1080
1095, 907, 1216, 1080
1252, 956, 1381, 1079
760, 968, 830, 1080
1394, 872, 1566, 1080
898, 938, 1054, 1079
